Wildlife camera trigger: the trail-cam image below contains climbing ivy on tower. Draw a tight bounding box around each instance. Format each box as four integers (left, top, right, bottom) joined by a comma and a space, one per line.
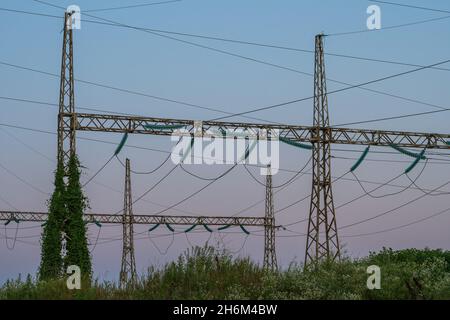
64, 154, 92, 280
39, 163, 65, 281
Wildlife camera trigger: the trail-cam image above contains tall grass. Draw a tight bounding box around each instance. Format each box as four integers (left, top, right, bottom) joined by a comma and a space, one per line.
1, 246, 449, 300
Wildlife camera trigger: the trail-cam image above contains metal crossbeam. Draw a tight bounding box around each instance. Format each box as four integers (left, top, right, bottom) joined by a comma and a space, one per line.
0, 211, 271, 226
65, 112, 450, 149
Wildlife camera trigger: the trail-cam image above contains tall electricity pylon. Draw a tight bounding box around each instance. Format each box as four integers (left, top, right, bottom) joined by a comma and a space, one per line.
119, 158, 137, 288
263, 165, 277, 271
305, 34, 340, 266
57, 12, 76, 171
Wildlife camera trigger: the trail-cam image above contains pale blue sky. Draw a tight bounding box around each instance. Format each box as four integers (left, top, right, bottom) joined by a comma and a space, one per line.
0, 0, 449, 283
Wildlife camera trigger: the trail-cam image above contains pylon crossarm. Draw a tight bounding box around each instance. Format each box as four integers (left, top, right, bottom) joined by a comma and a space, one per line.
67, 113, 450, 149
0, 211, 47, 222
0, 211, 270, 227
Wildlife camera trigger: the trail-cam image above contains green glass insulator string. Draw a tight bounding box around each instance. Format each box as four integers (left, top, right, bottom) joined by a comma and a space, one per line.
148, 224, 160, 232
279, 136, 312, 150
389, 143, 426, 159
144, 124, 186, 130
405, 149, 427, 174
350, 146, 370, 172
114, 132, 128, 156
184, 224, 197, 233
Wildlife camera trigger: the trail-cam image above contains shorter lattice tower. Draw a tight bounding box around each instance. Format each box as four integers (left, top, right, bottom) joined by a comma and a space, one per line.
263, 164, 277, 271
119, 158, 137, 288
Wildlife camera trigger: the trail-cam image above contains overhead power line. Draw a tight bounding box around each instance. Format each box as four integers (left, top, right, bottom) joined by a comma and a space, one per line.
3, 125, 217, 218
342, 206, 450, 238
52, 7, 450, 113
333, 107, 450, 127
0, 127, 55, 163
210, 59, 450, 120
1, 120, 449, 174
0, 5, 450, 228
4, 119, 450, 229
340, 178, 450, 230
2, 52, 448, 124
278, 166, 450, 228
0, 95, 149, 117
2, 3, 449, 263
0, 194, 18, 210
151, 164, 237, 215
0, 161, 49, 195
327, 14, 450, 37
4, 5, 450, 72
332, 155, 449, 165
84, 0, 183, 13
116, 154, 172, 175
73, 10, 450, 115
115, 165, 179, 215
1, 6, 449, 128
243, 157, 312, 189
81, 154, 115, 188
2, 92, 450, 135
369, 0, 450, 14
75, 19, 448, 72
0, 6, 60, 19
278, 201, 450, 238
0, 61, 276, 124
2, 119, 450, 163
5, 5, 449, 117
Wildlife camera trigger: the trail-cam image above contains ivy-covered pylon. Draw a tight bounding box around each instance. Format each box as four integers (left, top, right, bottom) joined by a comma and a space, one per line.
64, 154, 92, 281
39, 163, 65, 281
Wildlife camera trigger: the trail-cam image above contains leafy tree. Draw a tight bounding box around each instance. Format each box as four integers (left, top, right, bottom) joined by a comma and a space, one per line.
64, 154, 92, 281
39, 163, 65, 281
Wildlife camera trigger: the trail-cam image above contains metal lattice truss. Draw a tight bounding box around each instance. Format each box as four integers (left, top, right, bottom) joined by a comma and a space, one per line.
57, 13, 76, 167
0, 211, 272, 227
120, 158, 136, 288
305, 34, 340, 266
263, 166, 277, 271
66, 112, 450, 149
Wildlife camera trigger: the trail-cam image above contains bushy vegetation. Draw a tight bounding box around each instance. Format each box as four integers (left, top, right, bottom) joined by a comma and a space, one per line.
39, 155, 91, 282
39, 163, 65, 281
2, 246, 449, 300
63, 155, 91, 279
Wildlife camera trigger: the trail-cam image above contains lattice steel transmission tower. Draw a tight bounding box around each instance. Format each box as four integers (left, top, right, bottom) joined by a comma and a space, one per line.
119, 158, 137, 287
58, 12, 76, 170
305, 34, 340, 266
263, 165, 277, 271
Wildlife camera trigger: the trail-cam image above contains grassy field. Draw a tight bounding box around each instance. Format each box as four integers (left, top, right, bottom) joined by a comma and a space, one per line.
1, 246, 449, 300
